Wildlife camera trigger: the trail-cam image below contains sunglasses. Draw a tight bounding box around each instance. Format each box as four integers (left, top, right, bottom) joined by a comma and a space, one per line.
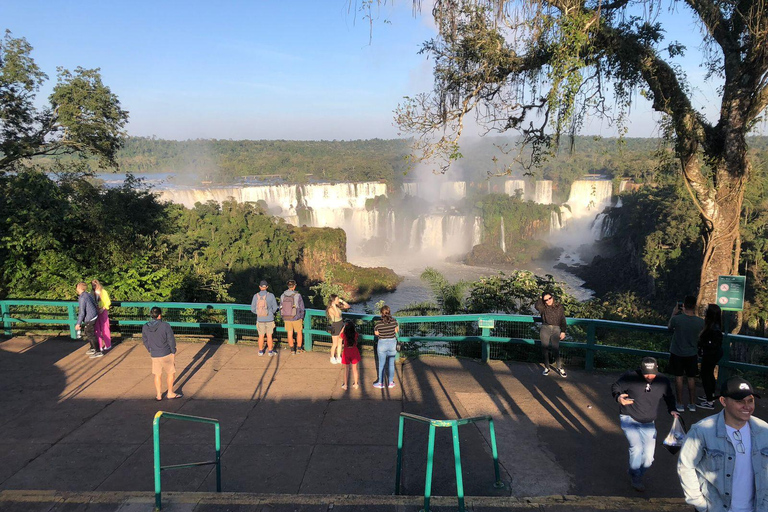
733, 430, 746, 454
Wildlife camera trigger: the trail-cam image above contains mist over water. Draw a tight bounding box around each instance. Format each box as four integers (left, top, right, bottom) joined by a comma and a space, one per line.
100, 172, 612, 308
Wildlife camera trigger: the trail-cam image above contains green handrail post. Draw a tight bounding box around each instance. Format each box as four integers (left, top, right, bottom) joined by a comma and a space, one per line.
225, 306, 236, 344
395, 414, 405, 495
451, 423, 466, 512
395, 412, 503, 512
481, 325, 491, 363
304, 312, 313, 351
152, 411, 221, 511
1, 302, 11, 336
585, 323, 596, 371
67, 303, 77, 339
424, 423, 436, 512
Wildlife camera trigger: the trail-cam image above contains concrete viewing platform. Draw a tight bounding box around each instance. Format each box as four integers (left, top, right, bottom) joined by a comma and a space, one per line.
1, 334, 750, 511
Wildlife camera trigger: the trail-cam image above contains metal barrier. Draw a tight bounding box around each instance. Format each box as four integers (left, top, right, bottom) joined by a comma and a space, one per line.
2, 299, 767, 376
395, 412, 503, 512
153, 411, 221, 510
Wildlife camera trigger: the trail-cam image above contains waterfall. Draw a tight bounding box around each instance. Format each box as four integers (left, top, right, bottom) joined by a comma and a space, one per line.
504, 179, 527, 199
439, 181, 466, 201
472, 217, 483, 247
565, 179, 613, 219
534, 180, 553, 204
550, 210, 562, 234
500, 218, 507, 253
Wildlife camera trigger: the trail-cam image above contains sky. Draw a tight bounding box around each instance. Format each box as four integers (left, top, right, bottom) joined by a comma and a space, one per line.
1, 1, 727, 141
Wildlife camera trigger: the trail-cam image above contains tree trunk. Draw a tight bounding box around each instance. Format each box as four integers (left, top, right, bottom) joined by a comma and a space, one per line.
696, 171, 745, 310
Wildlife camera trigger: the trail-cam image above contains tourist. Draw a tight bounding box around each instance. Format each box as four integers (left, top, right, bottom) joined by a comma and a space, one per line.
697, 304, 724, 410
340, 320, 361, 390
91, 279, 112, 352
373, 304, 398, 389
611, 357, 679, 492
251, 280, 278, 356
668, 295, 704, 412
326, 294, 348, 364
75, 282, 101, 359
279, 279, 305, 355
534, 291, 567, 377
678, 377, 767, 511
142, 307, 182, 401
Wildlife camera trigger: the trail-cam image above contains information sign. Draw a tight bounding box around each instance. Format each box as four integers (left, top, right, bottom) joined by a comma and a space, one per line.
478, 318, 495, 329
716, 275, 746, 311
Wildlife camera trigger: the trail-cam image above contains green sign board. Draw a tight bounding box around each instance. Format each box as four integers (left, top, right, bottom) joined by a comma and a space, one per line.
716, 275, 746, 311
478, 318, 495, 329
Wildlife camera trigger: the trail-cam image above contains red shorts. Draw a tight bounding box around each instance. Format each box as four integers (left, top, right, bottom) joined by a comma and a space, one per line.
342, 346, 361, 365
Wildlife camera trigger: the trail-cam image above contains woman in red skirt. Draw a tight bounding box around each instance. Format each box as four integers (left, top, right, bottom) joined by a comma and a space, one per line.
340, 320, 361, 390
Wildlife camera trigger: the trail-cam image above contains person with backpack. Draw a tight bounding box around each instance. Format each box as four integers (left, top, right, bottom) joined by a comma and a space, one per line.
251, 280, 278, 356
280, 279, 305, 355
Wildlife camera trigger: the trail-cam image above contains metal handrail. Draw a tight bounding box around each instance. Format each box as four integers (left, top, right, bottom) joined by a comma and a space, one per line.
153, 411, 221, 510
395, 412, 503, 512
2, 299, 767, 376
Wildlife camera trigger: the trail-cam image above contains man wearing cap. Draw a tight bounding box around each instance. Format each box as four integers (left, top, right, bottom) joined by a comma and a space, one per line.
611, 357, 680, 491
250, 280, 278, 356
677, 377, 768, 512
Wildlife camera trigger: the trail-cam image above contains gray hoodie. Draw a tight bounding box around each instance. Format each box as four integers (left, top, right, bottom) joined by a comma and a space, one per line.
142, 319, 177, 358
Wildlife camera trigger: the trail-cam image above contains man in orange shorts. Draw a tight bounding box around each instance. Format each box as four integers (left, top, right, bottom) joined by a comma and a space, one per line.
142, 307, 182, 401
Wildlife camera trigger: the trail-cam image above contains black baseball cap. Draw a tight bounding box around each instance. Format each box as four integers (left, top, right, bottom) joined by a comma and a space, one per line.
259, 280, 268, 287
720, 377, 761, 400
640, 357, 658, 375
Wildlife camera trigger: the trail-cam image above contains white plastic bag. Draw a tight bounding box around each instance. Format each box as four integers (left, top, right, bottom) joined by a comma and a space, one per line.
663, 416, 687, 455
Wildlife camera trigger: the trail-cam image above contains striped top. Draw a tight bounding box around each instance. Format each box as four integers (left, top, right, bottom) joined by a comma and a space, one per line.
374, 319, 398, 339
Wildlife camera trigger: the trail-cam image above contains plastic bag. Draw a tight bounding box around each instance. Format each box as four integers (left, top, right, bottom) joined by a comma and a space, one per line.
663, 416, 687, 455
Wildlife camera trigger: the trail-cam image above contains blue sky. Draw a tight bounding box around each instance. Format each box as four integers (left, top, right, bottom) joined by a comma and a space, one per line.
2, 1, 724, 141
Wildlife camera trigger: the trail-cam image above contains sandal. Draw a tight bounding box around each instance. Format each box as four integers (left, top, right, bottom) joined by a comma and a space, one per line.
167, 393, 183, 400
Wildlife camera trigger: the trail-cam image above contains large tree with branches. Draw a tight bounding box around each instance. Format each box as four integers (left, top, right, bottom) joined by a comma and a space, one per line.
395, 0, 768, 308
0, 30, 128, 171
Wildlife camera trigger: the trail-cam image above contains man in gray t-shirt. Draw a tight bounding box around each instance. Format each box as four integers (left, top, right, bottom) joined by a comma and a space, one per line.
668, 295, 705, 412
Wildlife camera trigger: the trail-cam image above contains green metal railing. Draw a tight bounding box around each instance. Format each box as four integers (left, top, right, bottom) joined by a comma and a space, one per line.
2, 299, 767, 377
153, 411, 221, 511
395, 412, 503, 512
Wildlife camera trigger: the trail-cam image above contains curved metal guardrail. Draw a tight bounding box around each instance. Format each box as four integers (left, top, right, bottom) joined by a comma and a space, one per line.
153, 411, 221, 511
395, 412, 503, 512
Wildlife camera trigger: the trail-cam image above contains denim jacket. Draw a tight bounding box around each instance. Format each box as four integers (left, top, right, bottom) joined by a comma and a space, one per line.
677, 411, 768, 512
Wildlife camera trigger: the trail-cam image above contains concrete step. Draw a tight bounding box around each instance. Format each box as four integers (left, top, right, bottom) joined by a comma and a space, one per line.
0, 490, 690, 511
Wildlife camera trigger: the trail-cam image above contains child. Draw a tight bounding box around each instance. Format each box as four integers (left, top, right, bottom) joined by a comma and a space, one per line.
340, 320, 361, 390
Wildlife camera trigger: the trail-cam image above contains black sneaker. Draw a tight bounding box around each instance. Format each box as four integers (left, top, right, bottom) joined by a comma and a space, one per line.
697, 400, 715, 410
542, 367, 550, 376
291, 348, 297, 355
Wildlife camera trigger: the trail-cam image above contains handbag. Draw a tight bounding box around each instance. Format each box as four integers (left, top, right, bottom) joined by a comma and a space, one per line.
395, 337, 402, 352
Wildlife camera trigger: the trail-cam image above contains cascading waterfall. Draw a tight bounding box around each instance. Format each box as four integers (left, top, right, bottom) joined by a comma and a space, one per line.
535, 180, 553, 204
504, 180, 527, 198
500, 218, 507, 253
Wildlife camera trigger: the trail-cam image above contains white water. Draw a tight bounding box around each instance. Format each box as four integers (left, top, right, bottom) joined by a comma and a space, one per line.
551, 178, 613, 264
503, 179, 553, 204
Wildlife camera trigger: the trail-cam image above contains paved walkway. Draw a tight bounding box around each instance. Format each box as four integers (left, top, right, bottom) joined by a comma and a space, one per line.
1, 334, 750, 510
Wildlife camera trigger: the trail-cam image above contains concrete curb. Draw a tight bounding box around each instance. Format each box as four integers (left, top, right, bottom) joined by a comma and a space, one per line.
0, 490, 690, 510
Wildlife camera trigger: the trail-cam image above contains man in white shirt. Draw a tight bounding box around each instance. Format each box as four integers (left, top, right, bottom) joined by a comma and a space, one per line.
677, 377, 768, 512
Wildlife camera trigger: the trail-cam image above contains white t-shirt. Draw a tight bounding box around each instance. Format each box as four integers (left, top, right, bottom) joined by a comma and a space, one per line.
725, 422, 754, 512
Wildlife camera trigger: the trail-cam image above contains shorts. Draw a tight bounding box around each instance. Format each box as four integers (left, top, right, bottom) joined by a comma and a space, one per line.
284, 319, 303, 334
668, 354, 698, 377
330, 320, 344, 336
257, 321, 275, 336
342, 346, 361, 365
152, 354, 176, 376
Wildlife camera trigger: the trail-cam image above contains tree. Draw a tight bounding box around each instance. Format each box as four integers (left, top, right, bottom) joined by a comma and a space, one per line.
394, 0, 768, 308
0, 30, 128, 171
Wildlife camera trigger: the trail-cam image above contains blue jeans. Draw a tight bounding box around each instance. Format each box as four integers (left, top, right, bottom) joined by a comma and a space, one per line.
620, 414, 656, 477
377, 338, 397, 384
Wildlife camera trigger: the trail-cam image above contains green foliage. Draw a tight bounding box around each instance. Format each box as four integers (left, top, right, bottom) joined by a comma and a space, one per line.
309, 269, 349, 307
420, 267, 469, 315
465, 270, 573, 315
0, 31, 127, 171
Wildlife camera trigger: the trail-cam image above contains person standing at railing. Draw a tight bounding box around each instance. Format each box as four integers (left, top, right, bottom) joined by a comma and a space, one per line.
142, 307, 182, 401
340, 320, 361, 390
251, 280, 278, 356
373, 304, 399, 389
534, 292, 567, 377
677, 377, 767, 512
611, 357, 679, 492
279, 279, 305, 355
326, 294, 349, 364
91, 279, 112, 353
668, 295, 705, 412
75, 282, 101, 359
697, 304, 724, 410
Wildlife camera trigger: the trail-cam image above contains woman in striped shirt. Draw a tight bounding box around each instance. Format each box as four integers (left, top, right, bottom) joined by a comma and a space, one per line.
373, 305, 399, 388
